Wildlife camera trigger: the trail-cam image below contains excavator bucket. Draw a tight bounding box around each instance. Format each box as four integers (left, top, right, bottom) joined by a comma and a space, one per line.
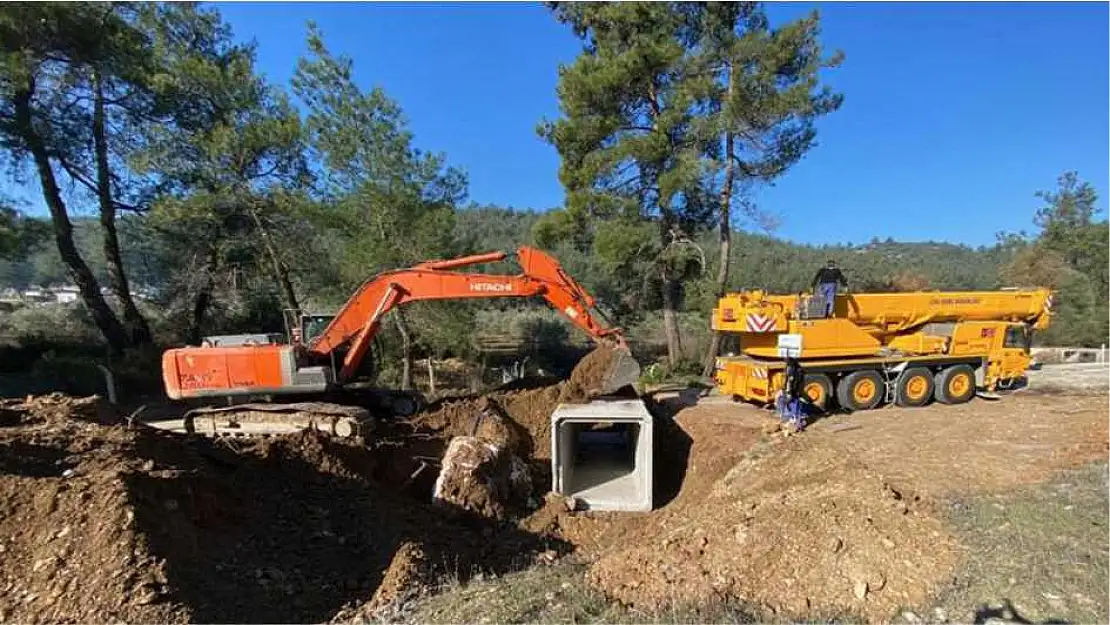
598, 348, 641, 395
569, 345, 641, 398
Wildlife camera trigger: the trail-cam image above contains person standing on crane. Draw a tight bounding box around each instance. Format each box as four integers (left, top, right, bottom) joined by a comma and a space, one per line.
812, 259, 848, 318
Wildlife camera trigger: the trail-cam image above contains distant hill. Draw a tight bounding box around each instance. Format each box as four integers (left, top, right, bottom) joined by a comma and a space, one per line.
0, 210, 1009, 303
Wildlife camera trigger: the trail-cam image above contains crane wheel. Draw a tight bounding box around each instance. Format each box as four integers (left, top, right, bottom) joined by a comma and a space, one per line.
836, 370, 884, 412
802, 374, 833, 411
935, 365, 976, 405
895, 367, 934, 407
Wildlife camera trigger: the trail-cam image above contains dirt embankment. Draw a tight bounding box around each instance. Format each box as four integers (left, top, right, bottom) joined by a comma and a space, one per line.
0, 395, 567, 624
535, 392, 1108, 622
0, 348, 627, 623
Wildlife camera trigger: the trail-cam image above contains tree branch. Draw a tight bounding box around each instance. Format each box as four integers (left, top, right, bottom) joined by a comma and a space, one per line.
56, 156, 99, 195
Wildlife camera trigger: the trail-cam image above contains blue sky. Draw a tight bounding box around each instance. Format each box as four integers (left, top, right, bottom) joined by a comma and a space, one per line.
15, 2, 1110, 247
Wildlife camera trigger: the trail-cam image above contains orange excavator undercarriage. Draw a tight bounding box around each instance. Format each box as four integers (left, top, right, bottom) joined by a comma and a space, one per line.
162, 246, 639, 438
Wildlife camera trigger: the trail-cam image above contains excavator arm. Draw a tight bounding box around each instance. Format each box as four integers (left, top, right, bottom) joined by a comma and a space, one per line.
309, 246, 623, 381
163, 246, 630, 401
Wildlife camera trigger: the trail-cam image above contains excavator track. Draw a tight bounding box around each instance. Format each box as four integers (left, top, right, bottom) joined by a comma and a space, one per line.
183, 402, 373, 439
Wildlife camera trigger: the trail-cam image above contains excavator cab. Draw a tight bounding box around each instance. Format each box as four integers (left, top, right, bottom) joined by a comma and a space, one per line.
284, 311, 336, 346
301, 314, 335, 345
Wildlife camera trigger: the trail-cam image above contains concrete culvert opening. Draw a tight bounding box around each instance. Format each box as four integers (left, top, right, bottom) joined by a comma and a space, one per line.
566, 422, 640, 492
551, 399, 653, 512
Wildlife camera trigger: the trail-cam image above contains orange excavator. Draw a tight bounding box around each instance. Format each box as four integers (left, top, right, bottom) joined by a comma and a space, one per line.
162, 246, 640, 438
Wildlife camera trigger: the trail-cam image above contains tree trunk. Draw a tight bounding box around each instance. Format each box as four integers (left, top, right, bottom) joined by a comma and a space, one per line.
13, 86, 130, 354
394, 310, 413, 391
187, 251, 218, 346
658, 206, 684, 367
93, 69, 151, 347
246, 199, 300, 315
702, 128, 737, 377
661, 271, 683, 367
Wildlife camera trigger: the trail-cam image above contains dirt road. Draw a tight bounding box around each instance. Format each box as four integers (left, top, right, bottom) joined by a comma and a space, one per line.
1026, 362, 1109, 392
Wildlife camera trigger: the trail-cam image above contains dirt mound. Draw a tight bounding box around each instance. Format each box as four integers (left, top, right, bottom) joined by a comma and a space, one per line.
0, 393, 115, 427
0, 402, 187, 623
0, 394, 567, 624
518, 403, 960, 621
412, 384, 563, 461
412, 346, 619, 462
588, 438, 959, 620
394, 347, 632, 527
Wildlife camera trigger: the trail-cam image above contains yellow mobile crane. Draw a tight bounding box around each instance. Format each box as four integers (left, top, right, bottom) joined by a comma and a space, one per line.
711, 288, 1052, 411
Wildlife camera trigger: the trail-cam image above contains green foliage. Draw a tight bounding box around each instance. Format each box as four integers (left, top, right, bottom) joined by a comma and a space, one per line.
541, 2, 843, 364
0, 200, 48, 262
999, 173, 1108, 347
293, 23, 465, 283
1032, 171, 1109, 302
0, 1, 1104, 397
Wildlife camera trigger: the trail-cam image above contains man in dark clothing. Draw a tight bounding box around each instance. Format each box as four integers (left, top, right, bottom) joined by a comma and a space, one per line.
811, 259, 848, 318
777, 357, 807, 431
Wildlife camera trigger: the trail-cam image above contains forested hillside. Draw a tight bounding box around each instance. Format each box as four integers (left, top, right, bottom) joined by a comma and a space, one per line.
0, 2, 1105, 392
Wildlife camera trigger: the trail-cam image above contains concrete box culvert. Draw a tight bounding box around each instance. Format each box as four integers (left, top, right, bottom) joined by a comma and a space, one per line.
550, 398, 653, 512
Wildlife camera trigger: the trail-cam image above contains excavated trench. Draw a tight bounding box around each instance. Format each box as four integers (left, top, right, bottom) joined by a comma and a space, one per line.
0, 348, 649, 623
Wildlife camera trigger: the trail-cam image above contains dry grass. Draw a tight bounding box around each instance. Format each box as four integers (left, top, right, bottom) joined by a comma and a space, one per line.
921, 462, 1109, 625
403, 562, 769, 624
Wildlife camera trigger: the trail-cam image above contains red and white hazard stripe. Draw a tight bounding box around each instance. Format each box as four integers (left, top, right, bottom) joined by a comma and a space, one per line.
745, 313, 776, 332
751, 368, 767, 380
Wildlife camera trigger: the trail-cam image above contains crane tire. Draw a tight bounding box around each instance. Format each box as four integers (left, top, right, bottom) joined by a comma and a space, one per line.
836, 370, 884, 412
935, 365, 976, 405
895, 367, 934, 407
802, 374, 833, 411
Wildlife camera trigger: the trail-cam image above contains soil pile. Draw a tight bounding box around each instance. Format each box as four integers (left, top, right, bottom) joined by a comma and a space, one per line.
395, 347, 635, 527
412, 346, 626, 462
520, 403, 960, 621
0, 397, 188, 624
0, 394, 566, 624
587, 437, 960, 620
412, 384, 562, 460
0, 393, 116, 427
